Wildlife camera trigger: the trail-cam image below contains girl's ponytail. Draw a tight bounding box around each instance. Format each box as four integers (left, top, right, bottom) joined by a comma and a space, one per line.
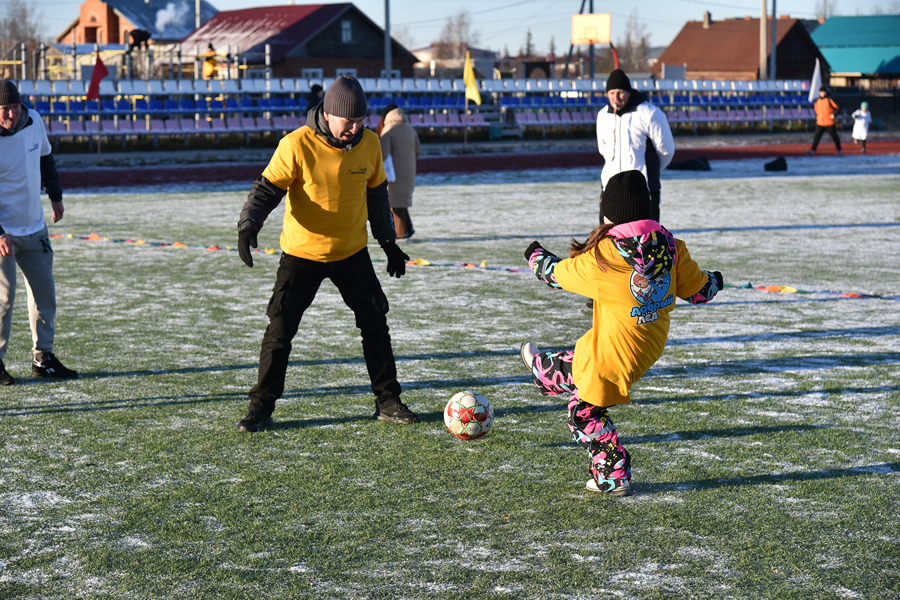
569, 223, 615, 271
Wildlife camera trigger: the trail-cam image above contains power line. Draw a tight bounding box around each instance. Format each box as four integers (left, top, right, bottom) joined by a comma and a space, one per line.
394, 0, 545, 27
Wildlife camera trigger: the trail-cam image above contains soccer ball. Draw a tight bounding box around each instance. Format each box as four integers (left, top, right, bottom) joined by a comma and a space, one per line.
444, 390, 494, 440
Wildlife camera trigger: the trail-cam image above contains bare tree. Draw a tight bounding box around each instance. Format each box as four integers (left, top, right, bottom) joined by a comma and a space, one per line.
0, 0, 46, 78
870, 0, 900, 13
549, 35, 556, 60
392, 27, 415, 51
436, 10, 480, 60
815, 0, 839, 19
616, 10, 651, 73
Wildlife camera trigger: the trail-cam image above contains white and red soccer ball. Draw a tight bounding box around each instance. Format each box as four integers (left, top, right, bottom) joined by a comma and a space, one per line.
444, 390, 494, 440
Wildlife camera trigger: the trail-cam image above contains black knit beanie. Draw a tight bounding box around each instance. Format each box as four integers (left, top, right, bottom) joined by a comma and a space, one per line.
0, 80, 21, 106
606, 69, 632, 92
602, 171, 653, 224
323, 76, 367, 119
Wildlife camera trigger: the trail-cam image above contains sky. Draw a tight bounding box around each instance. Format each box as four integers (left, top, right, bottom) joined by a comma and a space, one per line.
25, 0, 895, 54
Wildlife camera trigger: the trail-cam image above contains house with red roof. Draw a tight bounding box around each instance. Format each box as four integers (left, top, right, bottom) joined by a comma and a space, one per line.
655, 12, 828, 81
179, 3, 418, 79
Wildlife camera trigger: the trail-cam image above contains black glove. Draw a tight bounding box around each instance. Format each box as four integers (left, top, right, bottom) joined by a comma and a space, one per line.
525, 241, 544, 260
713, 271, 724, 290
382, 241, 409, 278
238, 219, 261, 268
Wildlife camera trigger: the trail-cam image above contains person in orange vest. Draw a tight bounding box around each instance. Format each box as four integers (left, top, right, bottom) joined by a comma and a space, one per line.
808, 86, 843, 156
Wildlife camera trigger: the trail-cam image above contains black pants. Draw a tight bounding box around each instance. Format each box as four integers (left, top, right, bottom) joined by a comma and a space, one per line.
599, 190, 661, 223
248, 248, 401, 414
811, 125, 842, 151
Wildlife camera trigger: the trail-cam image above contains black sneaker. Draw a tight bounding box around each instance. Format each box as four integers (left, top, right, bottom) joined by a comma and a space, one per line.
237, 411, 273, 433
373, 399, 420, 424
0, 360, 15, 386
32, 352, 78, 379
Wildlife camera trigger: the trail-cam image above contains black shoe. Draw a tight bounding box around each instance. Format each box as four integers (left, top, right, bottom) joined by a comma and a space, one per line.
237, 411, 273, 433
31, 352, 78, 379
0, 360, 15, 386
373, 399, 420, 424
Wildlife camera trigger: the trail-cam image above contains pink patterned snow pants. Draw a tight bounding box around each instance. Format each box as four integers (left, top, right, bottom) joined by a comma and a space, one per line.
529, 350, 632, 487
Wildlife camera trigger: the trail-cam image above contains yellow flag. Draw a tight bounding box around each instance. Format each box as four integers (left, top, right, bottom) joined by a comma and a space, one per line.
464, 50, 481, 106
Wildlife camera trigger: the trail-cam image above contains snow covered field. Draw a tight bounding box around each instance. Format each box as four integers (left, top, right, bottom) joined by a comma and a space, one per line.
0, 153, 898, 599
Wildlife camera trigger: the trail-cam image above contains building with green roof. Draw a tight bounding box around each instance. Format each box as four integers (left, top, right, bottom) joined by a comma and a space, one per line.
811, 15, 900, 88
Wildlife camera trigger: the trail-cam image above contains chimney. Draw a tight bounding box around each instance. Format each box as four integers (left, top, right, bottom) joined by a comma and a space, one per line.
703, 11, 712, 29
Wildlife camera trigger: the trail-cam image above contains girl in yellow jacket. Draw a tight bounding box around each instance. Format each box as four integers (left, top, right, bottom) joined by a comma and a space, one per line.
520, 170, 723, 497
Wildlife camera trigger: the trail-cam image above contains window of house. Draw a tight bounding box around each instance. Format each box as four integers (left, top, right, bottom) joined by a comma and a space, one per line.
341, 20, 352, 43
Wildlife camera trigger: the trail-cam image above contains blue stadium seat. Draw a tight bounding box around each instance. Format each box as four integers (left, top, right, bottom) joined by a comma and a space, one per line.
134, 99, 149, 114
240, 98, 257, 112
149, 99, 164, 113
35, 101, 51, 114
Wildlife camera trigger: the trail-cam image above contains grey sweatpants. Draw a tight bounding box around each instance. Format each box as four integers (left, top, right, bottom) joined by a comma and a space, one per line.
0, 225, 56, 360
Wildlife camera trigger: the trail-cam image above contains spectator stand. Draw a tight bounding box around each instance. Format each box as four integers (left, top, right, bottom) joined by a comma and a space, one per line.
23, 76, 814, 148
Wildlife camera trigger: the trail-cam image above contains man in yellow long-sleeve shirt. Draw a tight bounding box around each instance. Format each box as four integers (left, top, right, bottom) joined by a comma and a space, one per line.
236, 76, 417, 432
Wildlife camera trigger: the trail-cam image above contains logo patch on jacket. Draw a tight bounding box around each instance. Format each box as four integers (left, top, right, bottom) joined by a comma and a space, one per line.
349, 166, 367, 175
28, 142, 40, 153
629, 271, 673, 325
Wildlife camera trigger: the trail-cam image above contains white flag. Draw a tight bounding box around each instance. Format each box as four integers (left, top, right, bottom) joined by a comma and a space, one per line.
808, 58, 821, 104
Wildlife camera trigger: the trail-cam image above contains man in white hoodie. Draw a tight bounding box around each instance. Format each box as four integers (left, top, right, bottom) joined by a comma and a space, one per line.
596, 69, 675, 222
0, 80, 77, 385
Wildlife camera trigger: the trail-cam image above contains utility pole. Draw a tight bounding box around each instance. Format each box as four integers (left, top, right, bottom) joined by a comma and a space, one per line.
588, 0, 595, 78
759, 0, 768, 80
770, 0, 778, 80
384, 0, 393, 78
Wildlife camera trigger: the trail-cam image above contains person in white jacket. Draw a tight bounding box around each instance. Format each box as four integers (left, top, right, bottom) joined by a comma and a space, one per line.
596, 69, 675, 222
0, 80, 77, 385
851, 102, 872, 154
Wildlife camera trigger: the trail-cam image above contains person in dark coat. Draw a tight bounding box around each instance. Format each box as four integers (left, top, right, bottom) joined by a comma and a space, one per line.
305, 84, 324, 112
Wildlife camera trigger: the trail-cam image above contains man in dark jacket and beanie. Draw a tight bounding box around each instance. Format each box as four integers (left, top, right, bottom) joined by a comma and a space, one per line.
236, 75, 417, 432
0, 80, 78, 385
596, 69, 674, 223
